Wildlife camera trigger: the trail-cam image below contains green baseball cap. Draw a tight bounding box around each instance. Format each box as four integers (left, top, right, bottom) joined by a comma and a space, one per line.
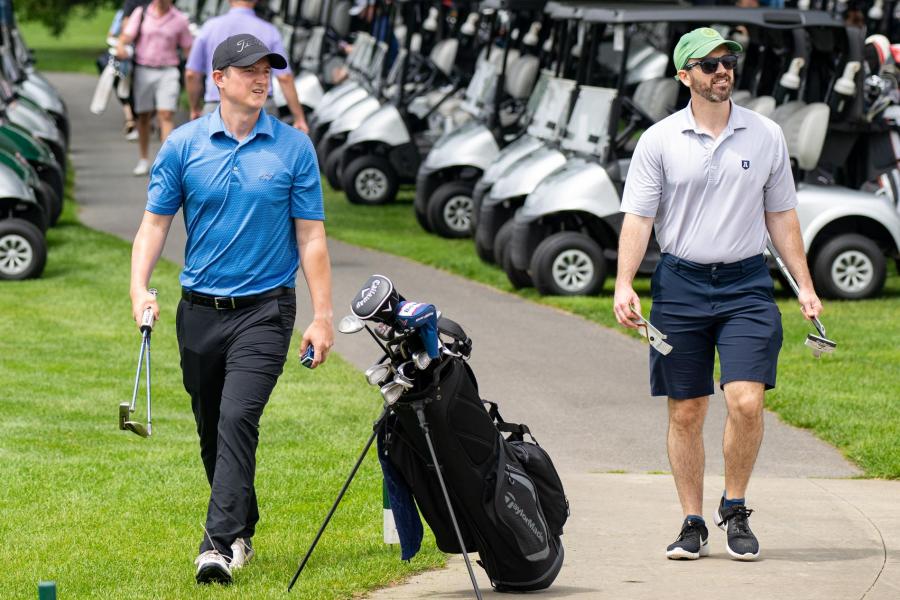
673, 27, 743, 72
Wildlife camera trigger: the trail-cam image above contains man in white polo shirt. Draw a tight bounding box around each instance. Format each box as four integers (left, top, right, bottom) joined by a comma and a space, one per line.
614, 27, 823, 562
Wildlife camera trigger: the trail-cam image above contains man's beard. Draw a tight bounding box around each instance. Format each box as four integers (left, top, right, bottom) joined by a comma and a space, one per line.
690, 73, 733, 103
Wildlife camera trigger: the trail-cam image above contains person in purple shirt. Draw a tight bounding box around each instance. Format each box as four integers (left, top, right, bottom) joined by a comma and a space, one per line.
184, 0, 308, 132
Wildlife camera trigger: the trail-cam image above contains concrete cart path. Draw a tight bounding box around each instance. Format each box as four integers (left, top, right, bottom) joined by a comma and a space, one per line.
53, 72, 898, 599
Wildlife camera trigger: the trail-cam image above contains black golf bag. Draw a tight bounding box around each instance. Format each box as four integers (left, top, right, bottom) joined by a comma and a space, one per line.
382, 355, 568, 592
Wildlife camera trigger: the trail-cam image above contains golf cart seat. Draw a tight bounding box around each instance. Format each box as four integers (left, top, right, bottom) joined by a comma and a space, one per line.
631, 77, 678, 123
779, 102, 831, 172
430, 39, 460, 78
731, 90, 752, 105
499, 54, 541, 127
742, 95, 776, 118
770, 100, 807, 126
301, 0, 323, 23
505, 55, 540, 101
330, 0, 353, 38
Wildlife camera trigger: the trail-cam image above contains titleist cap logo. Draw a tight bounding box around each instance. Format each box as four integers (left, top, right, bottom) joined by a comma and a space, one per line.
236, 38, 258, 53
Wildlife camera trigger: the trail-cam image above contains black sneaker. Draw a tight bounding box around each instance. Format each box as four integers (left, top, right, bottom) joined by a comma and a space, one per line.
715, 499, 760, 561
666, 517, 709, 560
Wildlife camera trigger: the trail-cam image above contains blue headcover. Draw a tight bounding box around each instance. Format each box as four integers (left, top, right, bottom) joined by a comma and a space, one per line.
394, 301, 440, 358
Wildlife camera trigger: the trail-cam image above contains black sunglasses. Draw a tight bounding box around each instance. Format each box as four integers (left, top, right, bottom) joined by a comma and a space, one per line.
684, 54, 739, 75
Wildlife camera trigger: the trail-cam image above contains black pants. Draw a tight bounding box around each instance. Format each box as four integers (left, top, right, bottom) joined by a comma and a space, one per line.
176, 292, 296, 559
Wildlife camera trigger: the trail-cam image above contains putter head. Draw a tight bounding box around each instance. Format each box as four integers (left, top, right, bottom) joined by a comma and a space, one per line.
805, 333, 836, 358
123, 420, 149, 438
118, 402, 130, 430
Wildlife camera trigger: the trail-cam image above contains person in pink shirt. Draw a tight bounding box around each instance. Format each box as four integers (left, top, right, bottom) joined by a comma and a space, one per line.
117, 0, 192, 176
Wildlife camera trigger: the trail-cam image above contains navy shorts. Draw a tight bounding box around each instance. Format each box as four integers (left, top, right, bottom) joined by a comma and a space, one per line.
648, 253, 783, 400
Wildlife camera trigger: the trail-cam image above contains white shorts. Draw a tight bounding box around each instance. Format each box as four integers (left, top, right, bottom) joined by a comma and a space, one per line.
133, 65, 181, 114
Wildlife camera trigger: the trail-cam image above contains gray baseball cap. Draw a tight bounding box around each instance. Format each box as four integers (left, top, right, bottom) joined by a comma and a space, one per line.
212, 34, 287, 71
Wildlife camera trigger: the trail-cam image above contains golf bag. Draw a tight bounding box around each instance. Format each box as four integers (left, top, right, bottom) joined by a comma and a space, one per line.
382, 355, 567, 592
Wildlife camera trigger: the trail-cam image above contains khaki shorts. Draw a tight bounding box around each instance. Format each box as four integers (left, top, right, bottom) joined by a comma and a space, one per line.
133, 65, 181, 114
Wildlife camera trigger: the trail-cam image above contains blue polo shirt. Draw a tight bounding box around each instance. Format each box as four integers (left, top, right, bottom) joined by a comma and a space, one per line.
146, 108, 324, 296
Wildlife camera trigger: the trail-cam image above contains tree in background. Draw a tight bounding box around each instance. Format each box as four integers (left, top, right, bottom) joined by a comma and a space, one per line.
11, 0, 118, 36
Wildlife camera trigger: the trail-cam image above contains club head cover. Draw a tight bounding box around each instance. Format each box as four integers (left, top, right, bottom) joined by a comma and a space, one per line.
351, 274, 405, 323
394, 301, 440, 359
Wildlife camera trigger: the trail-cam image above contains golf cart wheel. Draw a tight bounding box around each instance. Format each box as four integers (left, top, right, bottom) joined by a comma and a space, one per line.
0, 218, 47, 280
415, 201, 433, 232
324, 149, 344, 191
502, 244, 533, 289
812, 233, 886, 300
38, 180, 62, 227
492, 218, 515, 269
427, 181, 476, 239
342, 155, 399, 205
531, 231, 607, 296
475, 231, 496, 263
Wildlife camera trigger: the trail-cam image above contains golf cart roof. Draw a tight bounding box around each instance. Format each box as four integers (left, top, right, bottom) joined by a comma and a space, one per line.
581, 5, 845, 28
481, 0, 548, 12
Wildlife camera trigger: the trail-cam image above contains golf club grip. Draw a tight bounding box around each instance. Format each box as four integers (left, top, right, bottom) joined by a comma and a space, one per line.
140, 289, 159, 332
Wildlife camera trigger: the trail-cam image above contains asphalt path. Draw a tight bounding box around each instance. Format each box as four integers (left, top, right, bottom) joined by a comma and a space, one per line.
51, 72, 899, 599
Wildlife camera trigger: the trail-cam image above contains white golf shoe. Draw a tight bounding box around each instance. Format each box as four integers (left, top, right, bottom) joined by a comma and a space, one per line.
195, 549, 232, 584
132, 159, 150, 176
230, 538, 255, 570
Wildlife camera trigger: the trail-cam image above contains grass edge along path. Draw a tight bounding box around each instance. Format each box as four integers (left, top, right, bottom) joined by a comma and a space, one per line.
321, 186, 900, 479
0, 181, 444, 599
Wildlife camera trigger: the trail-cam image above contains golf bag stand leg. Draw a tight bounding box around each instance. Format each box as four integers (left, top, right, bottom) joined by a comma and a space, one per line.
288, 409, 388, 592
413, 401, 484, 600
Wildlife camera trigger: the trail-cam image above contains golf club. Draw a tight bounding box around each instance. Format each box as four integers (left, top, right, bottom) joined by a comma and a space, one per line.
629, 304, 673, 355
365, 359, 394, 386
338, 314, 365, 334
380, 380, 405, 405
413, 350, 432, 370
120, 288, 157, 437
394, 362, 415, 390
766, 242, 837, 357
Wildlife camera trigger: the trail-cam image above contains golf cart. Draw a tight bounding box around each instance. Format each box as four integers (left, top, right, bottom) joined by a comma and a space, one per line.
0, 158, 46, 279
506, 6, 900, 299
412, 0, 549, 238
483, 3, 673, 287
337, 0, 481, 205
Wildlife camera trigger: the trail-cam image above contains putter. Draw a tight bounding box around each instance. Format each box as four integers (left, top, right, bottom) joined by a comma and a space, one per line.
120, 289, 157, 437
338, 314, 365, 334
766, 242, 836, 358
629, 305, 673, 355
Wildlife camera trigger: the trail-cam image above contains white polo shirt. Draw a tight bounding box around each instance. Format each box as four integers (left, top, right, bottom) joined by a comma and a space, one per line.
621, 100, 797, 264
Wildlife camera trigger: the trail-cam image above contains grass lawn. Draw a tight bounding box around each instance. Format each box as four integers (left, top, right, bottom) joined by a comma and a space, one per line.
0, 192, 444, 598
18, 7, 117, 74
321, 186, 900, 479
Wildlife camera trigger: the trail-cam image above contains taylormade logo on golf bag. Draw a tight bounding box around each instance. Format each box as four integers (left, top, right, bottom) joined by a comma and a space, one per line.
356, 280, 383, 309
505, 492, 545, 544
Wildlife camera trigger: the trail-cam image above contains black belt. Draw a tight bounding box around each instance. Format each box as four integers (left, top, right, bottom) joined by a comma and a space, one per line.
181, 287, 293, 310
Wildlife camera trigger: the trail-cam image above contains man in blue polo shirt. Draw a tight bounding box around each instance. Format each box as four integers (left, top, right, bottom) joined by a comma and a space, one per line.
614, 28, 822, 562
129, 34, 333, 585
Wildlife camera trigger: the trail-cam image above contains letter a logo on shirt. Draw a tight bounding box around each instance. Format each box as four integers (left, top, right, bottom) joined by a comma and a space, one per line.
741, 160, 750, 170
